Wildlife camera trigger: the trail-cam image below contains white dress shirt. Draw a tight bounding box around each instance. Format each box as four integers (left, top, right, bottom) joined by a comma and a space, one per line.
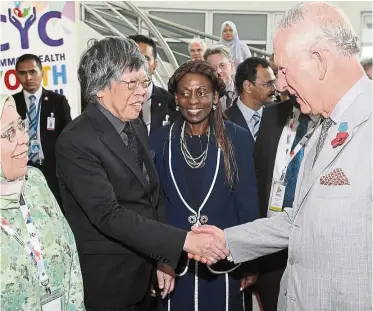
236, 96, 263, 138
24, 86, 44, 159
142, 82, 153, 134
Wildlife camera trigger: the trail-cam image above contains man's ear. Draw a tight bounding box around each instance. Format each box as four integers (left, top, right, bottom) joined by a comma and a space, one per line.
310, 48, 327, 80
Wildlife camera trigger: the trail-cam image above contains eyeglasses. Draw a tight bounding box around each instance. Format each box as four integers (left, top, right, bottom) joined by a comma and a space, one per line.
1, 119, 29, 142
121, 79, 152, 90
254, 79, 277, 89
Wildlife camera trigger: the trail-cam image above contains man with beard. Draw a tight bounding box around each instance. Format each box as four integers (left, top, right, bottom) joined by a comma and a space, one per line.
226, 57, 277, 141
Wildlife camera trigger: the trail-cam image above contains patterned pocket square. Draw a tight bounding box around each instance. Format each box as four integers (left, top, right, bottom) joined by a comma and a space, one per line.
320, 168, 350, 185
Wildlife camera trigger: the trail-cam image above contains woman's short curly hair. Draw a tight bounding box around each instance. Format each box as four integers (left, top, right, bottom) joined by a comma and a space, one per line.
168, 60, 226, 98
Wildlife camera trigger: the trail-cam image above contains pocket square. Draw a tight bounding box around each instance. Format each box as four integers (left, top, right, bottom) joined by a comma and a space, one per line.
320, 168, 350, 185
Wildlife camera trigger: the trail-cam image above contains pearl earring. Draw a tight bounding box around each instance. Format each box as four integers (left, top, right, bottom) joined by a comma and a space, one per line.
212, 104, 216, 111
176, 105, 180, 111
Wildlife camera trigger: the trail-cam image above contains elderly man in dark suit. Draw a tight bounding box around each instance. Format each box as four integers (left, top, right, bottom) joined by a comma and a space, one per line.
13, 53, 72, 208
56, 36, 229, 311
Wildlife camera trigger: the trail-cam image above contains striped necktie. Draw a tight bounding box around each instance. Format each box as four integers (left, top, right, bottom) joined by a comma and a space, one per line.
313, 117, 333, 166
28, 95, 38, 162
252, 111, 261, 140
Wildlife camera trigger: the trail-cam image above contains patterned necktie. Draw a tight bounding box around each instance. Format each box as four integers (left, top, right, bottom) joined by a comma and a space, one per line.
122, 122, 143, 169
252, 111, 261, 141
313, 117, 333, 166
28, 95, 38, 162
225, 91, 234, 109
283, 114, 310, 208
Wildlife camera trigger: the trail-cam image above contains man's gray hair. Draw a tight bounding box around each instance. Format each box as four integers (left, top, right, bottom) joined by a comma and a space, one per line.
78, 36, 147, 104
277, 2, 360, 57
361, 57, 372, 70
188, 38, 207, 52
203, 45, 233, 63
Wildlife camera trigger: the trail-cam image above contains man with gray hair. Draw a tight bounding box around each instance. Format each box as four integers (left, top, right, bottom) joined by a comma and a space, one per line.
188, 38, 206, 61
204, 45, 237, 109
56, 37, 229, 311
361, 57, 372, 79
191, 2, 372, 310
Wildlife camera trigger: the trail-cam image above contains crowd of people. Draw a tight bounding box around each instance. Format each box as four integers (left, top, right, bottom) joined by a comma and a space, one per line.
1, 2, 372, 311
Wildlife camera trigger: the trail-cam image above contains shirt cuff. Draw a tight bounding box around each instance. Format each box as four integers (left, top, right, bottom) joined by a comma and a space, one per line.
225, 230, 234, 262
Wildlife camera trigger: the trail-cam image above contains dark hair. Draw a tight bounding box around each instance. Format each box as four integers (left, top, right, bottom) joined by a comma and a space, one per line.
128, 34, 157, 60
361, 57, 372, 70
16, 54, 42, 71
168, 60, 237, 186
78, 36, 146, 104
235, 57, 270, 94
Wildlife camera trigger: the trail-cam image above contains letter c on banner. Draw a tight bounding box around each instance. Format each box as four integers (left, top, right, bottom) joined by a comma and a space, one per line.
38, 11, 64, 47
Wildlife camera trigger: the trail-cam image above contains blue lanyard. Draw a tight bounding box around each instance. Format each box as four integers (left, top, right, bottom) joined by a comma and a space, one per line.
25, 97, 42, 135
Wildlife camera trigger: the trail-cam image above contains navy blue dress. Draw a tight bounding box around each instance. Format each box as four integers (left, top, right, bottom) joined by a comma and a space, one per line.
150, 120, 259, 311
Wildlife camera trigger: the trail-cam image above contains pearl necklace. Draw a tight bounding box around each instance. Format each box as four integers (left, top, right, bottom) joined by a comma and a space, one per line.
180, 121, 210, 169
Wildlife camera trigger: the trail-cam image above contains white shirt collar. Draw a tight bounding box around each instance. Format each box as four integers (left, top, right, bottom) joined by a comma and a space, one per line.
23, 86, 43, 106
146, 82, 154, 102
237, 96, 263, 123
330, 74, 370, 123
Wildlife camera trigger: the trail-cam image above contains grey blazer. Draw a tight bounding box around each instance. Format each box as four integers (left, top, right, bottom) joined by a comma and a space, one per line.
225, 76, 372, 311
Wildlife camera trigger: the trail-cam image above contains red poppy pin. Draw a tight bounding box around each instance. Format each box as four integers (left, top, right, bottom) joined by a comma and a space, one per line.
331, 122, 349, 148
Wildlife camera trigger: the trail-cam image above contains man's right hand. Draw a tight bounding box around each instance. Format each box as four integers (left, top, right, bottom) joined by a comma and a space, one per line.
183, 225, 229, 265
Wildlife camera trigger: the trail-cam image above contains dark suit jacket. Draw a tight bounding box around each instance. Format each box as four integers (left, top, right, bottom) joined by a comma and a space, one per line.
55, 103, 186, 310
225, 97, 254, 145
253, 98, 294, 311
147, 84, 176, 136
13, 88, 72, 206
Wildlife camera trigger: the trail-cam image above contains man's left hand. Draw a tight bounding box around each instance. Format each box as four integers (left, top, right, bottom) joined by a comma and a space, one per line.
155, 263, 175, 299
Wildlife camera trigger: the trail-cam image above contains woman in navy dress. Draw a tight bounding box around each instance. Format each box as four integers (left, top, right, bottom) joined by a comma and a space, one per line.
150, 60, 259, 311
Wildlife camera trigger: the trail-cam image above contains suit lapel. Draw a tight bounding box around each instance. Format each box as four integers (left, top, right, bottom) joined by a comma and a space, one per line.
13, 91, 27, 119
87, 104, 150, 194
150, 86, 166, 134
228, 99, 250, 133
297, 92, 372, 209
169, 123, 190, 205
40, 88, 51, 138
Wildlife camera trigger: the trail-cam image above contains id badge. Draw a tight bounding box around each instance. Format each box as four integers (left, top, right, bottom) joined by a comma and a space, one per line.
30, 139, 41, 154
40, 288, 64, 311
47, 116, 55, 131
268, 180, 286, 213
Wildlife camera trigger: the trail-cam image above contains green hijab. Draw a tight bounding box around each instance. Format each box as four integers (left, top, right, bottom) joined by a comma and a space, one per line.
0, 94, 25, 210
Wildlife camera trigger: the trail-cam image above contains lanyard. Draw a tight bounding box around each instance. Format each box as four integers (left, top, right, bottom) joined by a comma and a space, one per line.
280, 114, 318, 181
26, 97, 42, 137
1, 194, 51, 294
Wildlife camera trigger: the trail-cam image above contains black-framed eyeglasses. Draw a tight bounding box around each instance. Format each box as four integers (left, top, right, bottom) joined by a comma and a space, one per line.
1, 119, 29, 142
254, 79, 277, 89
121, 79, 152, 90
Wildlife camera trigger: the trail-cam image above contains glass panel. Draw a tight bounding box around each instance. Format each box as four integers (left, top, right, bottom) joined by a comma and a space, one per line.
213, 13, 267, 41
149, 11, 205, 32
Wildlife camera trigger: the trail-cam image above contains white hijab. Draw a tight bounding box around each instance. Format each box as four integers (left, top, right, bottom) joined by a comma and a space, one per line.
219, 21, 243, 65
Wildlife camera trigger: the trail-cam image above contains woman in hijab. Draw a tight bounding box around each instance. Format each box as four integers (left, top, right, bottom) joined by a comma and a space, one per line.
219, 21, 252, 68
0, 94, 85, 310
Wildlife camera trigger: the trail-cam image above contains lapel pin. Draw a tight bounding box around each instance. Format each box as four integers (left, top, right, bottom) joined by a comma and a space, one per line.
331, 121, 349, 148
158, 103, 161, 106
44, 97, 48, 101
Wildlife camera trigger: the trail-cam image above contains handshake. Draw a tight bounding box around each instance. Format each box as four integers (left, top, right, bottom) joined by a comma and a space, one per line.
183, 225, 230, 265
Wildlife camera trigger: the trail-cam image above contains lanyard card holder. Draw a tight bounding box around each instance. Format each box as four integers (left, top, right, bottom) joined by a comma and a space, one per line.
40, 288, 64, 311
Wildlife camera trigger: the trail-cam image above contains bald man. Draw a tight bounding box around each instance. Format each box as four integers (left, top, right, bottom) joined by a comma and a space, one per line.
191, 2, 372, 310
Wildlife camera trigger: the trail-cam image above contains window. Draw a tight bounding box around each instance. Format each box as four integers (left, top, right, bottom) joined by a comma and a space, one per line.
361, 13, 372, 58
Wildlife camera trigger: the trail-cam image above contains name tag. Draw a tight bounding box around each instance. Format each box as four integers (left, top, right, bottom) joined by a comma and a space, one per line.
41, 288, 64, 311
30, 139, 41, 154
268, 180, 286, 213
47, 116, 55, 131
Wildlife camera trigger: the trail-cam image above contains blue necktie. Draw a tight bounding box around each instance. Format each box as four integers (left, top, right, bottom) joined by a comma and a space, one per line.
252, 111, 261, 141
28, 95, 39, 162
282, 114, 309, 208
